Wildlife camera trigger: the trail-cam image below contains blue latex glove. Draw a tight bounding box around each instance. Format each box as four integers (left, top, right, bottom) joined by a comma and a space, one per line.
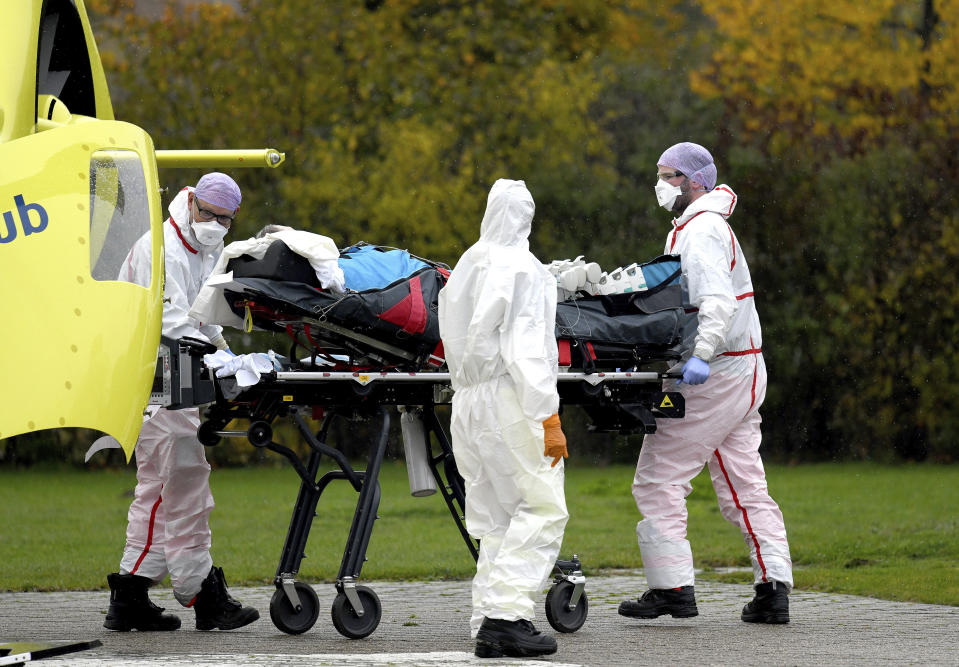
256, 352, 283, 371
224, 348, 237, 357
678, 356, 710, 386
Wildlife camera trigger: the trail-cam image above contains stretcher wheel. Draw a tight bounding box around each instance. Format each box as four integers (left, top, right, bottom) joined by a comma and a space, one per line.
545, 580, 588, 633
351, 382, 375, 397
269, 582, 320, 635
331, 586, 381, 639
197, 421, 221, 447
580, 380, 604, 397
248, 421, 273, 447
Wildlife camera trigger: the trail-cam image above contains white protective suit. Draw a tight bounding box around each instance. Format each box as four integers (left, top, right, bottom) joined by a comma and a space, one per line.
438, 179, 569, 637
632, 184, 793, 591
117, 187, 226, 605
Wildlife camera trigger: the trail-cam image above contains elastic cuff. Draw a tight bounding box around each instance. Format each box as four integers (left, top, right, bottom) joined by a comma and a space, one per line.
543, 413, 561, 428
692, 345, 712, 361
210, 334, 229, 351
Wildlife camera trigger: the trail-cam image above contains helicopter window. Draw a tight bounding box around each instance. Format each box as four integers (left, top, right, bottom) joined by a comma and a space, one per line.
37, 0, 96, 117
89, 150, 152, 286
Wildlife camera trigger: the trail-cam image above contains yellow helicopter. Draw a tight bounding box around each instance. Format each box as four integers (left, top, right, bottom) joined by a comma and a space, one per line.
0, 0, 284, 459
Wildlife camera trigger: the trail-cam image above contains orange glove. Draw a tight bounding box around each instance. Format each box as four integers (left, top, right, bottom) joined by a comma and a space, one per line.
543, 413, 568, 467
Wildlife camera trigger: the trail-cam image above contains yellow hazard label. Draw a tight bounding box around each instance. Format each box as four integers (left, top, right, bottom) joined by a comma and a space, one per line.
359, 374, 370, 382
283, 395, 294, 402
660, 395, 674, 408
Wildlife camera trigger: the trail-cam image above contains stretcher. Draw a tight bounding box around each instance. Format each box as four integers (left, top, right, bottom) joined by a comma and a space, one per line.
159, 242, 695, 638
210, 241, 694, 377
193, 363, 683, 638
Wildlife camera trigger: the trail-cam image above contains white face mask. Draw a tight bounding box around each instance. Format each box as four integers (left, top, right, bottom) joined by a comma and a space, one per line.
191, 220, 228, 246
655, 179, 683, 211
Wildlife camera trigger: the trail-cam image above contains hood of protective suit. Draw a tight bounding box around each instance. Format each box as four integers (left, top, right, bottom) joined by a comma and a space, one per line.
438, 179, 558, 423
478, 179, 534, 249
675, 184, 738, 225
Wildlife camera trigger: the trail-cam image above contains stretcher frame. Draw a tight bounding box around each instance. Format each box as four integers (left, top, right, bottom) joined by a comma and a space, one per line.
198, 367, 684, 638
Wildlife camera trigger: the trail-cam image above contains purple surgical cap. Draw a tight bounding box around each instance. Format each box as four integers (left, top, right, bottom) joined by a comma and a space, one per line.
658, 142, 717, 191
195, 172, 242, 211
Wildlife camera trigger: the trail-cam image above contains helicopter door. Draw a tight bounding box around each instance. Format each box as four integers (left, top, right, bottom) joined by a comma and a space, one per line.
0, 120, 163, 458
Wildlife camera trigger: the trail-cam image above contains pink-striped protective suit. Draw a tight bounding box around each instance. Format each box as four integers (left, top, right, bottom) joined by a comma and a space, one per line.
118, 187, 228, 605
632, 184, 793, 592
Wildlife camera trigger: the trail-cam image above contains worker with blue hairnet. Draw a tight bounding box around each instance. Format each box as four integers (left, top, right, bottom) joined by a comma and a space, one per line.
104, 173, 259, 632
439, 179, 569, 658
618, 143, 793, 624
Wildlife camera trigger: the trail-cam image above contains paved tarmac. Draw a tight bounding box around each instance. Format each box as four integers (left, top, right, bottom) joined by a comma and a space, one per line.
1, 573, 957, 666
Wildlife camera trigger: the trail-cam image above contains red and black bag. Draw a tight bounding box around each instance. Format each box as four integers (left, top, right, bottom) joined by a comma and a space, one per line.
225, 240, 449, 369
554, 255, 696, 372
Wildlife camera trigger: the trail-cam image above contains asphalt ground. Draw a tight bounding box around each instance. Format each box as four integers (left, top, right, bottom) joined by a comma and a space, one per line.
2, 573, 957, 666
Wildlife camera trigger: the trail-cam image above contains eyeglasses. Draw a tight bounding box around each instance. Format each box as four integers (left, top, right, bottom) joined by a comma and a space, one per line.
194, 199, 235, 226
657, 171, 685, 181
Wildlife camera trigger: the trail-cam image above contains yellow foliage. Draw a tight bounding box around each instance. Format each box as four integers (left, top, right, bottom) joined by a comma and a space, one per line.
692, 0, 959, 152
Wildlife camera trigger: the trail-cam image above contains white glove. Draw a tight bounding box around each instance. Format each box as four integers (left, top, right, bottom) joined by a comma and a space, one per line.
204, 350, 276, 387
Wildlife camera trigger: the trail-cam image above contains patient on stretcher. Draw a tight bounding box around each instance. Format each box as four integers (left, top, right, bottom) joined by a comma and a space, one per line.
188, 230, 694, 373
247, 225, 436, 292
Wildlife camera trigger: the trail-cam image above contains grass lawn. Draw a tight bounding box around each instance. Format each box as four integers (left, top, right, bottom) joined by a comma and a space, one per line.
0, 461, 956, 605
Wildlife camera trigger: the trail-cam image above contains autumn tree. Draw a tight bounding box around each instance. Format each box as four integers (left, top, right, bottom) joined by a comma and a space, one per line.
691, 0, 959, 461
77, 1, 716, 464
692, 0, 958, 154
77, 1, 959, 464
90, 1, 700, 267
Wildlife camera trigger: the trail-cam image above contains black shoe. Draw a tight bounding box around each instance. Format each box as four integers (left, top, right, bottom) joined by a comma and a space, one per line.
618, 586, 699, 618
103, 573, 181, 631
742, 581, 790, 624
474, 617, 557, 658
193, 566, 259, 631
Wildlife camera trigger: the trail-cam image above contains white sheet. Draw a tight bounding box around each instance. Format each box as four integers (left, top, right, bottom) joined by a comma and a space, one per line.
189, 229, 345, 329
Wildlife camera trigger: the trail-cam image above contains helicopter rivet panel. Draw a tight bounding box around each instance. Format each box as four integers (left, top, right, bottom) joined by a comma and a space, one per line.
0, 121, 163, 456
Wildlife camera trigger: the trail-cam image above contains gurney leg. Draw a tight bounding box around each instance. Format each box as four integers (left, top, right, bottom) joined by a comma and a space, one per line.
329, 406, 388, 639
269, 412, 355, 635
336, 405, 388, 581
421, 407, 479, 561
274, 413, 338, 580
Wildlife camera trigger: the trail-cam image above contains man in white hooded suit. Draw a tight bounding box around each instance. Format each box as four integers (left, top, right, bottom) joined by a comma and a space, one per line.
438, 179, 569, 659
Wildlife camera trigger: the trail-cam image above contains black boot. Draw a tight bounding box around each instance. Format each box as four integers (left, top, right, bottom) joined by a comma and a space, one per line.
103, 573, 181, 631
193, 566, 259, 631
618, 586, 699, 618
474, 617, 557, 658
742, 581, 790, 624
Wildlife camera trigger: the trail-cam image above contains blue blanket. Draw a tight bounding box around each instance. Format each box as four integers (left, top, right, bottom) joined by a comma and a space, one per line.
338, 244, 430, 292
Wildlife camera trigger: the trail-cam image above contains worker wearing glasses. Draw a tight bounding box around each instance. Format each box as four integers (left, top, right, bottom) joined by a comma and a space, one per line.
618, 143, 793, 625
107, 172, 259, 633
193, 197, 236, 228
